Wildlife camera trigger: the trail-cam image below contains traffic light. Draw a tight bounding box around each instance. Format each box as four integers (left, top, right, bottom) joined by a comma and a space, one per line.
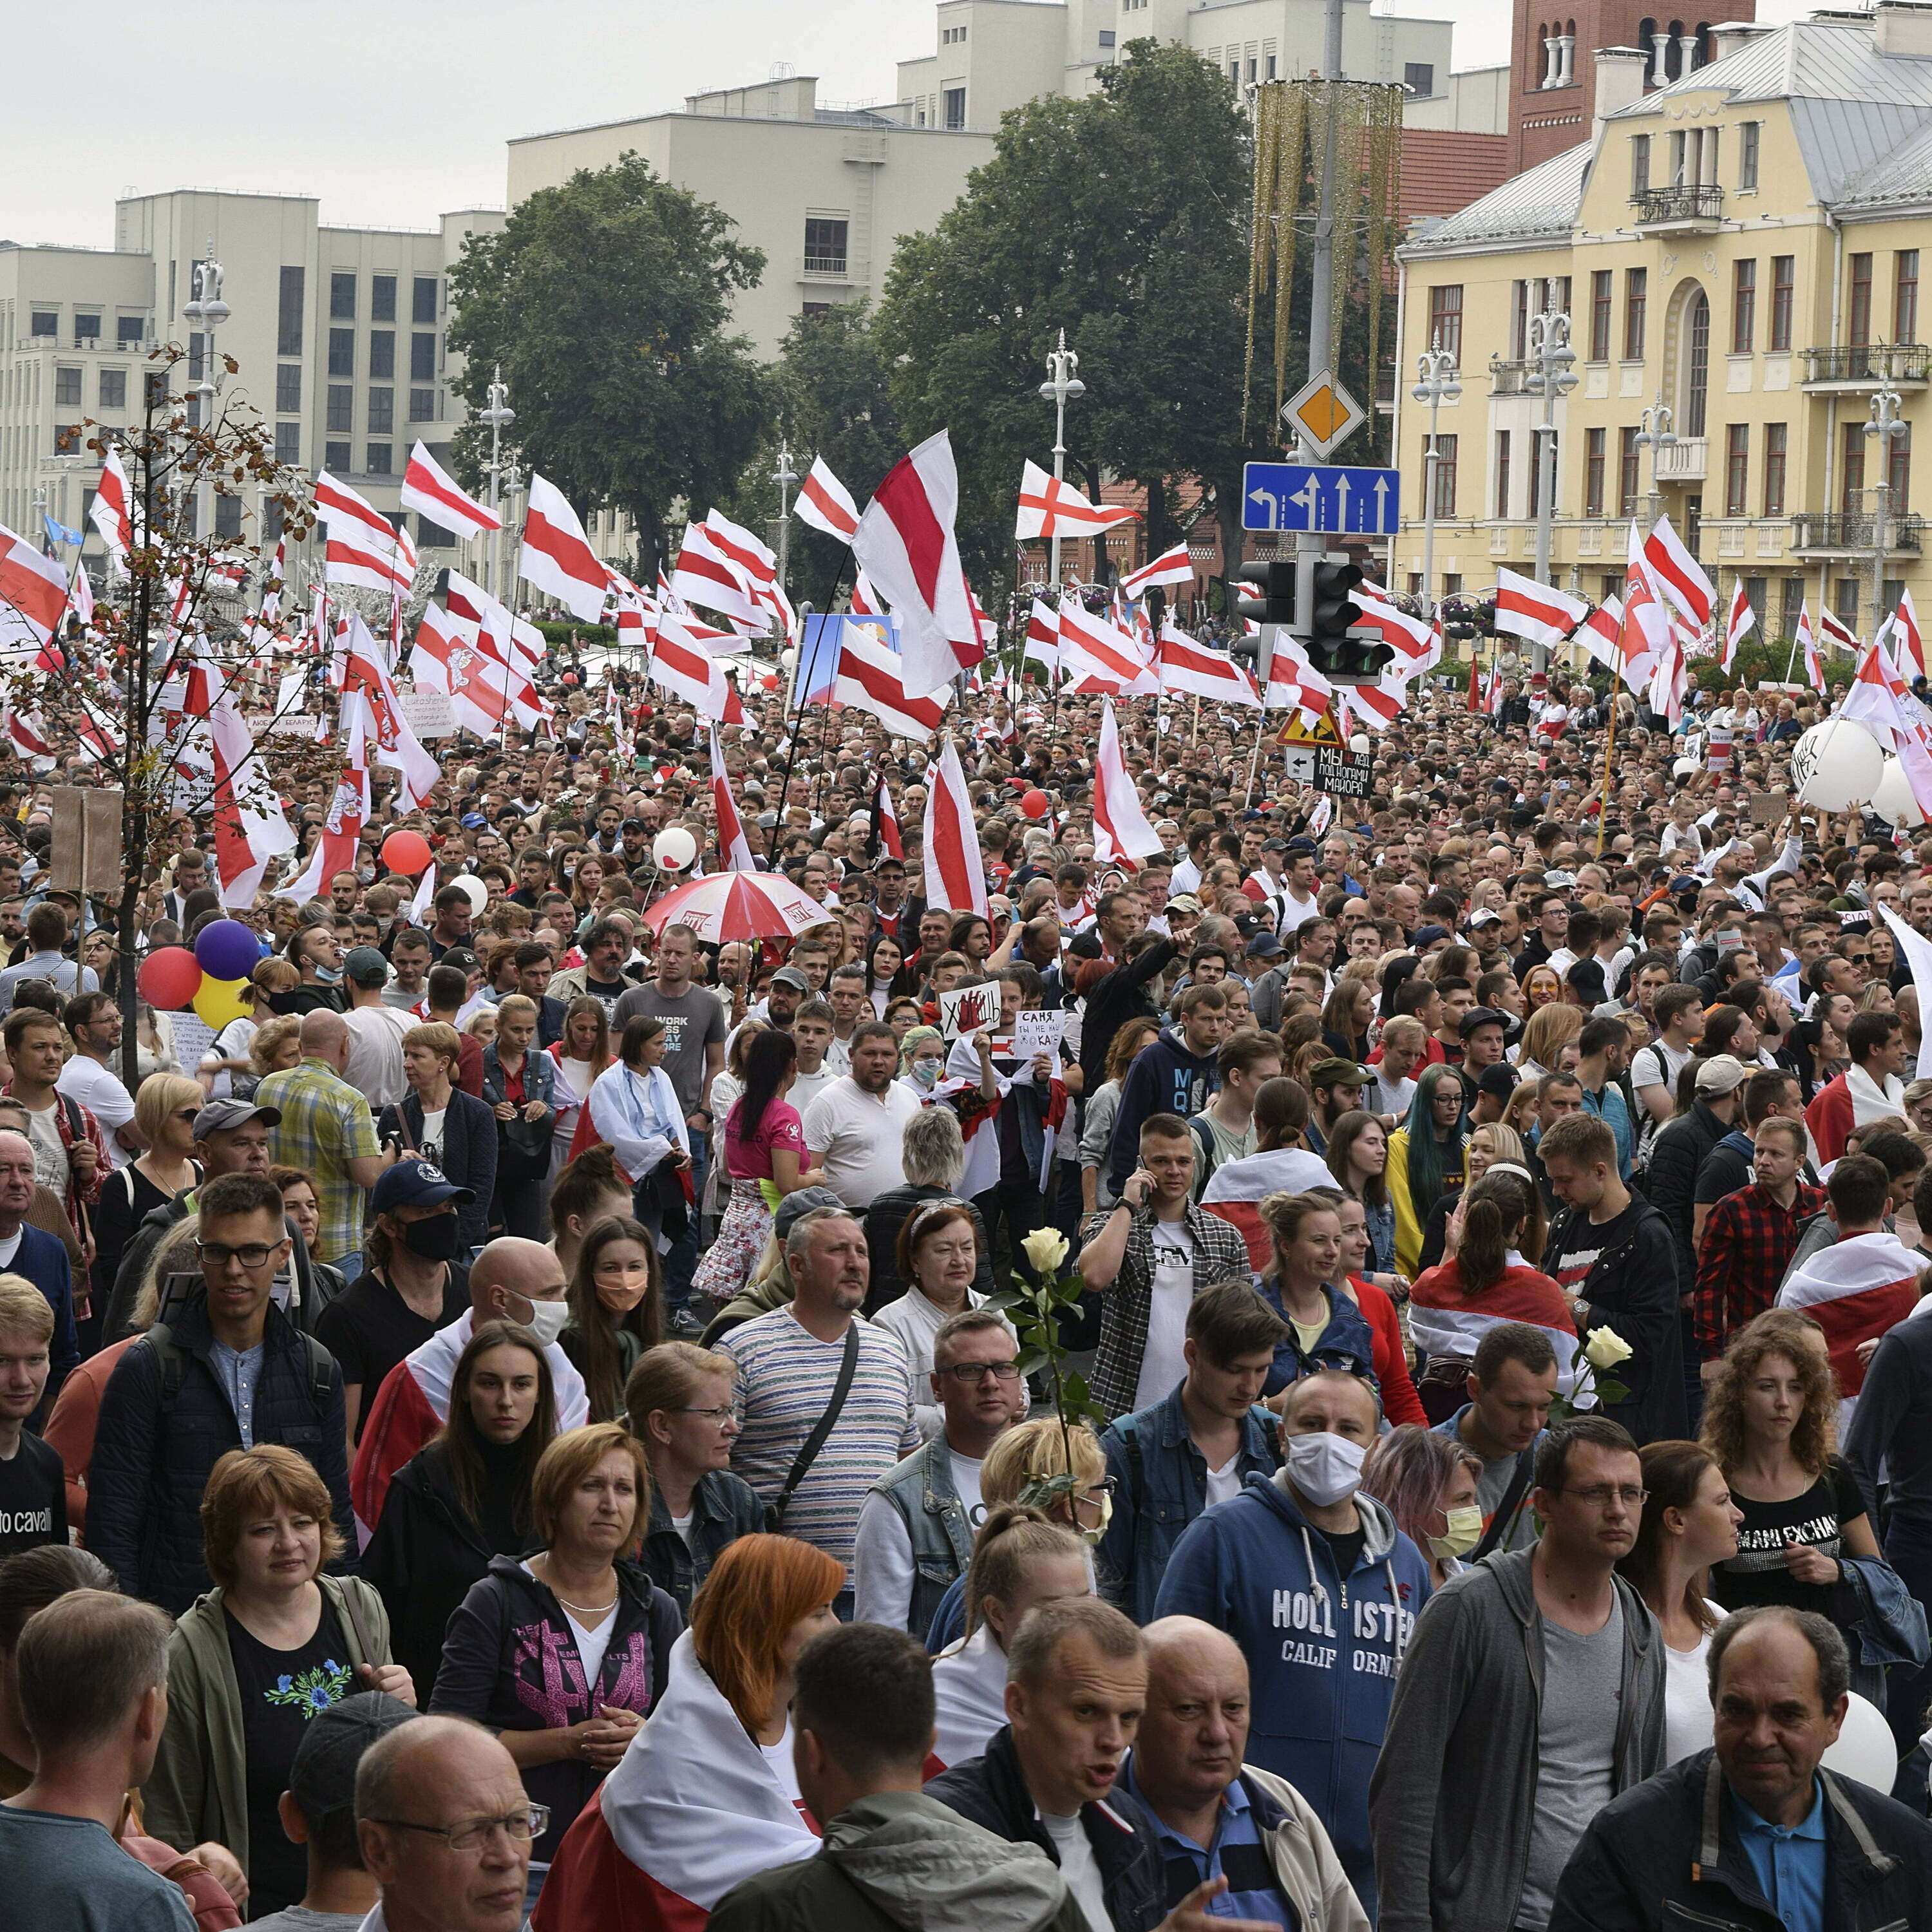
1303, 551, 1393, 684
1235, 560, 1295, 629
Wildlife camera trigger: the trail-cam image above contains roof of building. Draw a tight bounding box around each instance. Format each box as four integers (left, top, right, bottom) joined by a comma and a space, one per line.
1400, 140, 1590, 251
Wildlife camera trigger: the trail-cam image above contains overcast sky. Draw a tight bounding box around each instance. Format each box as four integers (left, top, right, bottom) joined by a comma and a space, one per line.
13, 0, 1823, 250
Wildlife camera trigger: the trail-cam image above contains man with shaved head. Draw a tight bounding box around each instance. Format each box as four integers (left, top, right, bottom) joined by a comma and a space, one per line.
1124, 1618, 1368, 1931
258, 1008, 395, 1276
356, 1715, 531, 1932
350, 1236, 588, 1533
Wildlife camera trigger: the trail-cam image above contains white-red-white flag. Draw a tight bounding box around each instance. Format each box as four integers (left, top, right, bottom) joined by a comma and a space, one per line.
1723, 579, 1756, 672
185, 649, 296, 906
652, 610, 748, 724
833, 624, 948, 741
853, 431, 983, 698
401, 441, 500, 542
276, 694, 369, 901
1023, 599, 1060, 677
1119, 543, 1192, 600
316, 472, 416, 595
412, 601, 505, 739
1, 705, 53, 768
0, 524, 68, 647
671, 519, 766, 631
1618, 531, 1669, 695
921, 735, 989, 916
795, 457, 861, 542
1495, 567, 1589, 652
1643, 513, 1716, 629
519, 471, 607, 622
1091, 699, 1166, 867
705, 511, 794, 634
1797, 603, 1824, 690
1819, 603, 1861, 654
1058, 601, 1159, 695
1156, 618, 1260, 707
1014, 459, 1138, 541
91, 446, 137, 564
1575, 596, 1624, 673
1896, 590, 1929, 683
873, 774, 904, 860
708, 726, 756, 872
68, 558, 94, 629
341, 612, 440, 809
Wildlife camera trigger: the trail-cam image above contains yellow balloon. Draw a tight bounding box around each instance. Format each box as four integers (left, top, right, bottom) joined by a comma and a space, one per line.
193, 975, 251, 1030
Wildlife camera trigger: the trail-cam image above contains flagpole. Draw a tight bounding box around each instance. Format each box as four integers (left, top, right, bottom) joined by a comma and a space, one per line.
1594, 690, 1620, 859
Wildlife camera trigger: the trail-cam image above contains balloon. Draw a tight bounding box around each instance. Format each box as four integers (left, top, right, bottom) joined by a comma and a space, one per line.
1020, 789, 1050, 820
653, 828, 698, 871
1672, 757, 1700, 781
1791, 718, 1884, 812
1821, 1690, 1896, 1792
192, 974, 251, 1030
192, 918, 261, 982
138, 946, 203, 1011
381, 829, 433, 876
450, 871, 489, 915
1873, 755, 1927, 829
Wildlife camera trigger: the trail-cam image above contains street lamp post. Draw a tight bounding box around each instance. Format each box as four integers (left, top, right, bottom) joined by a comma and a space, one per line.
772, 442, 799, 607
1866, 372, 1908, 637
1411, 330, 1461, 616
480, 366, 515, 600
1038, 330, 1085, 596
180, 238, 230, 542
1522, 304, 1578, 674
1634, 395, 1677, 532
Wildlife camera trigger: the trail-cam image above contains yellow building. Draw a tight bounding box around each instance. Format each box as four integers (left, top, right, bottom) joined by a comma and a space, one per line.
1390, 5, 1932, 645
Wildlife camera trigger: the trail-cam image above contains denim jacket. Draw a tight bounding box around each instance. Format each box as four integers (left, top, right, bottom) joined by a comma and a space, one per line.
1363, 1197, 1397, 1275
1099, 1383, 1280, 1624
869, 1435, 978, 1638
1253, 1278, 1379, 1400
480, 1043, 556, 1168
637, 1468, 765, 1619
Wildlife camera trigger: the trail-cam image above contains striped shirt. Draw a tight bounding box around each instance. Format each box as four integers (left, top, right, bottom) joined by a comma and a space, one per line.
257, 1056, 381, 1264
719, 1307, 918, 1577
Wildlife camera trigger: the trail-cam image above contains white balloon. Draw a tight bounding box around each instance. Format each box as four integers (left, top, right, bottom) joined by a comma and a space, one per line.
1873, 755, 1927, 829
1672, 757, 1700, 781
450, 871, 489, 915
779, 647, 799, 670
1791, 718, 1885, 812
653, 827, 698, 871
1821, 1690, 1897, 1792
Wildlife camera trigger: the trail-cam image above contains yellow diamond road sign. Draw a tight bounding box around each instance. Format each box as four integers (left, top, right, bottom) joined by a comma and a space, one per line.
1282, 370, 1366, 459
1280, 711, 1343, 747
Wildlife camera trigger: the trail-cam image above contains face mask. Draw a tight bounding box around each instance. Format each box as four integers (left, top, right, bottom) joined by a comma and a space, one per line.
398, 1212, 462, 1262
1285, 1430, 1366, 1509
1430, 1505, 1486, 1562
1079, 1492, 1113, 1546
312, 966, 343, 985
513, 1293, 570, 1348
911, 1061, 940, 1088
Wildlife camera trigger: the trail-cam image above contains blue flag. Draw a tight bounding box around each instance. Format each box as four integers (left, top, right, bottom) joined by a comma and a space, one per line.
791, 612, 846, 710
42, 513, 82, 549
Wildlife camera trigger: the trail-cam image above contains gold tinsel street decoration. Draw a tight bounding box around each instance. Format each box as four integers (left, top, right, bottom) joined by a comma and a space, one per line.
1244, 77, 1405, 442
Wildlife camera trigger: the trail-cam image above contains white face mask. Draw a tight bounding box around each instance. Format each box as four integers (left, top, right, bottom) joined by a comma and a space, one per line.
511, 1293, 569, 1348
1430, 1504, 1486, 1561
1285, 1430, 1366, 1509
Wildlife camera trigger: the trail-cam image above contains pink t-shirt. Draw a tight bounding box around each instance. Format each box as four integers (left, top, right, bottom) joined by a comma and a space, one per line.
725, 1096, 805, 1181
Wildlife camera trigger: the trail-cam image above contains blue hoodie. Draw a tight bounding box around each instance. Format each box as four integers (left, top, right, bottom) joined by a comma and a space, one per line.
1104, 1024, 1222, 1195
1150, 1466, 1434, 1917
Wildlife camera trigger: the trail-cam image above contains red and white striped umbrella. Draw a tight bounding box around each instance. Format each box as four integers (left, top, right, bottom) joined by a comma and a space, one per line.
641, 869, 834, 944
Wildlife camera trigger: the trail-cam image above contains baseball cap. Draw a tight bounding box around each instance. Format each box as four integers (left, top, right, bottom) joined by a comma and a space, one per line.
1246, 933, 1284, 960
1544, 870, 1578, 889
1694, 1054, 1751, 1098
1477, 1062, 1520, 1101
193, 1098, 281, 1139
1412, 924, 1450, 949
1166, 894, 1204, 916
342, 945, 390, 987
770, 966, 811, 992
1468, 907, 1501, 929
774, 1186, 846, 1244
1458, 1007, 1506, 1038
288, 1691, 418, 1825
460, 812, 488, 829
1309, 1056, 1370, 1088
370, 1157, 476, 1217
439, 947, 481, 975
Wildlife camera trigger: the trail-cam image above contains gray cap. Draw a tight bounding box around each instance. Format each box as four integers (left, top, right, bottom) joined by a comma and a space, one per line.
774, 1185, 846, 1243
194, 1098, 281, 1139
770, 966, 811, 992
288, 1691, 417, 1823
342, 945, 390, 987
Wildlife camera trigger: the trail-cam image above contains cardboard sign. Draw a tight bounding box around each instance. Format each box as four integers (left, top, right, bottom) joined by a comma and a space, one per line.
397, 688, 455, 739
1749, 790, 1788, 824
167, 1012, 218, 1074
938, 983, 998, 1041
1012, 1009, 1066, 1063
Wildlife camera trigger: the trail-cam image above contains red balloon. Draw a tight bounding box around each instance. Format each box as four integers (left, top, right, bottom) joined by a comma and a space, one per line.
138, 946, 204, 1012
1020, 789, 1050, 820
381, 830, 433, 876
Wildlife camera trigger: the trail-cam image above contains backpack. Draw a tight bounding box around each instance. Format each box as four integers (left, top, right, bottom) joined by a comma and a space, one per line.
139, 1316, 336, 1416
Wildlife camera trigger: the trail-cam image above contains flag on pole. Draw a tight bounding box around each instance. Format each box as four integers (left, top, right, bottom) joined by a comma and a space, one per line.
1643, 513, 1716, 628
871, 774, 904, 861
671, 519, 768, 630
1090, 699, 1167, 867
410, 863, 437, 924
1575, 595, 1624, 674
0, 524, 69, 647
316, 473, 417, 594
519, 472, 608, 621
1118, 543, 1193, 600
1723, 578, 1756, 672
1155, 618, 1260, 706
1023, 600, 1061, 677
68, 558, 94, 629
652, 611, 748, 724
1797, 603, 1824, 689
1818, 604, 1860, 654
1893, 589, 1928, 683
1057, 601, 1159, 695
401, 441, 501, 542
91, 446, 136, 564
794, 457, 860, 542
1014, 459, 1139, 540
1495, 567, 1589, 654
833, 625, 949, 741
922, 735, 989, 915
708, 727, 755, 872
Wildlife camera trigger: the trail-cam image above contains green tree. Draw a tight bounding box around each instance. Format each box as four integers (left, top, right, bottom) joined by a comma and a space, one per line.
446, 154, 771, 580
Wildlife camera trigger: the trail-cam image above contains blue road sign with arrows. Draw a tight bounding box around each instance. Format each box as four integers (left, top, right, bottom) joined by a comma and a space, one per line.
1243, 462, 1403, 536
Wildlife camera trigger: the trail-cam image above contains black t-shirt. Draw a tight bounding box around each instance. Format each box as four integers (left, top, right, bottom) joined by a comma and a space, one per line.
1714, 1457, 1867, 1620
314, 1265, 469, 1437
225, 1598, 354, 1918
581, 974, 629, 1021
1318, 1522, 1367, 1581
0, 1430, 65, 1557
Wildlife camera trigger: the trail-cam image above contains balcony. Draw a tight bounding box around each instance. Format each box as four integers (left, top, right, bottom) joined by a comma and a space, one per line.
1790, 511, 1925, 556
1487, 357, 1531, 396
1653, 436, 1708, 482
1801, 344, 1931, 391
1633, 182, 1724, 232
797, 252, 865, 284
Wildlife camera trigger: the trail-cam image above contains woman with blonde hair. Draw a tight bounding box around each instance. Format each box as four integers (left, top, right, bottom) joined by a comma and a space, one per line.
1515, 1002, 1584, 1081
545, 994, 614, 1182
1416, 1120, 1526, 1273
91, 1074, 202, 1317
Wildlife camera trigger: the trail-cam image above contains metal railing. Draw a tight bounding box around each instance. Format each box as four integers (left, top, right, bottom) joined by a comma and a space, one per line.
1790, 511, 1925, 551
1802, 344, 1932, 383
1633, 183, 1723, 223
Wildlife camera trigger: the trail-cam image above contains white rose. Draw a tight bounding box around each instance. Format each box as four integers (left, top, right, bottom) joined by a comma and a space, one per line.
1583, 1325, 1633, 1372
1021, 1227, 1070, 1277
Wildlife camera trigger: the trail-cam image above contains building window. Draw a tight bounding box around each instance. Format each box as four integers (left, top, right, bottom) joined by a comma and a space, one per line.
145, 370, 167, 411
53, 424, 84, 455
408, 388, 436, 422
1625, 268, 1647, 359
1763, 423, 1787, 514
278, 267, 305, 356
365, 442, 393, 476
1586, 427, 1607, 516
1732, 260, 1756, 354
372, 275, 397, 323
276, 365, 301, 414
274, 422, 300, 464
1770, 256, 1794, 352
1631, 134, 1651, 197
1851, 252, 1873, 346
1590, 270, 1613, 360
367, 388, 394, 435
1739, 121, 1761, 190
1725, 423, 1750, 515
325, 440, 351, 472
1891, 422, 1912, 511
74, 314, 100, 344
1685, 289, 1710, 437
1835, 579, 1860, 631
1265, 53, 1277, 79
1619, 427, 1640, 517
413, 276, 438, 325
1428, 285, 1463, 362
214, 493, 243, 539
330, 272, 357, 319
54, 367, 82, 408
327, 385, 353, 433
99, 370, 126, 411
1528, 431, 1556, 515
410, 334, 436, 381
802, 302, 833, 319
30, 310, 58, 339
1899, 250, 1920, 343
1842, 420, 1866, 511
368, 331, 394, 379
1495, 430, 1512, 518
117, 316, 146, 347
328, 329, 354, 377
804, 218, 849, 275
1431, 434, 1457, 517
1404, 62, 1434, 95
943, 87, 966, 129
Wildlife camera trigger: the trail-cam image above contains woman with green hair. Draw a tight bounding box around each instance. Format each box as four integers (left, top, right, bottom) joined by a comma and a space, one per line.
898, 1025, 949, 1095
1387, 1062, 1472, 1278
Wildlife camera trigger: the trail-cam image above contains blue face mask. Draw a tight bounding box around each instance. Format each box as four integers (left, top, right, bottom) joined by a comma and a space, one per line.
911, 1060, 940, 1088
312, 966, 343, 985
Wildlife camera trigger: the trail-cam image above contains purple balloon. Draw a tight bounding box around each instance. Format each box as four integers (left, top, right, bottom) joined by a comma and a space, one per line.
193, 918, 261, 981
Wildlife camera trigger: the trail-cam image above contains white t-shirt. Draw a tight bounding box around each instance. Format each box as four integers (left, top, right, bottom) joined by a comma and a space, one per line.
1632, 1039, 1691, 1103
1276, 887, 1320, 934
851, 1448, 987, 1629
20, 1101, 68, 1199
1662, 1605, 1728, 1765
1133, 1218, 1197, 1412
57, 1057, 134, 1169
343, 1003, 413, 1111
800, 1077, 924, 1210
760, 1730, 804, 1806
571, 1603, 618, 1694
1204, 1450, 1244, 1508
1040, 1810, 1113, 1932
669, 1511, 695, 1549
415, 1108, 448, 1164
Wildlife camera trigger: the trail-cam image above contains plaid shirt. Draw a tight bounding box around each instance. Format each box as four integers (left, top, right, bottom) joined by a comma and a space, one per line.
1694, 1180, 1826, 1359
1083, 1200, 1253, 1420
256, 1056, 381, 1264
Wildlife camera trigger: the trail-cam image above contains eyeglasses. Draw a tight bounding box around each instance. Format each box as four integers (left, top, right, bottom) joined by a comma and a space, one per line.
676, 1405, 737, 1425
940, 1360, 1023, 1383
369, 1804, 549, 1852
196, 1239, 287, 1270
1560, 1484, 1649, 1509
1077, 1478, 1119, 1505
